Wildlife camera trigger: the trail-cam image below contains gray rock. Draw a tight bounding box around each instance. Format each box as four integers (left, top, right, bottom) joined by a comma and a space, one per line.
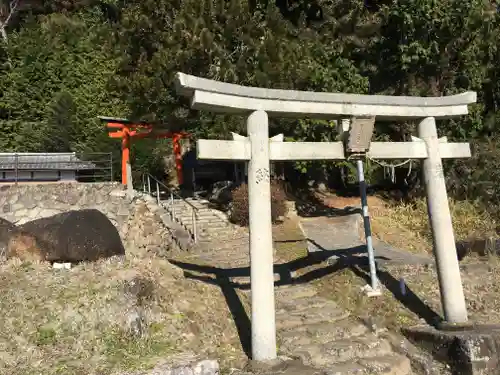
0, 217, 18, 259
126, 307, 147, 338
14, 209, 29, 219
37, 209, 62, 219
123, 276, 155, 306
8, 194, 19, 205
94, 194, 106, 205
11, 203, 24, 212
118, 206, 131, 216
116, 353, 219, 375
111, 189, 127, 198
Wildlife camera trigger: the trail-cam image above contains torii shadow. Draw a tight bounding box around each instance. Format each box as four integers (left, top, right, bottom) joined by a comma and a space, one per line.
169, 241, 440, 357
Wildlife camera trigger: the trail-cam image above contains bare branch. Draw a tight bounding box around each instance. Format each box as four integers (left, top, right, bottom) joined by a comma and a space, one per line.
0, 0, 20, 42
4, 0, 20, 27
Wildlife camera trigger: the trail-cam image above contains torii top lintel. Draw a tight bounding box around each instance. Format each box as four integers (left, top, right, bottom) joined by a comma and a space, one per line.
174, 72, 477, 120
99, 116, 189, 185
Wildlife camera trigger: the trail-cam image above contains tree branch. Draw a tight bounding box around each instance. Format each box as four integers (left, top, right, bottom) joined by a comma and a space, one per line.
0, 0, 20, 42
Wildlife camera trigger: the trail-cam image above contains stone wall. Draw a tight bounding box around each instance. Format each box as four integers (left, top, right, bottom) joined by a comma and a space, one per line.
0, 182, 177, 254
122, 195, 175, 256
0, 182, 131, 226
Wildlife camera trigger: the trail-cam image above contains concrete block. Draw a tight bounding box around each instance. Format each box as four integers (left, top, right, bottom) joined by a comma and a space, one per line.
403, 324, 500, 375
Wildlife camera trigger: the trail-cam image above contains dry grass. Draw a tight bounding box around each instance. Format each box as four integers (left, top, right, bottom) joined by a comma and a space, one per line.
0, 245, 247, 375
370, 198, 498, 254
317, 191, 498, 254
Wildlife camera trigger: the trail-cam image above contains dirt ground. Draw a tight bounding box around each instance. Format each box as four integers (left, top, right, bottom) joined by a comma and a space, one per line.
0, 247, 249, 375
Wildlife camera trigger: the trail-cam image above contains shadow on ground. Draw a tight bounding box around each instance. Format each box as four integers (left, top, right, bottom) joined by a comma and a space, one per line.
169, 245, 442, 357
286, 187, 362, 218
295, 198, 361, 218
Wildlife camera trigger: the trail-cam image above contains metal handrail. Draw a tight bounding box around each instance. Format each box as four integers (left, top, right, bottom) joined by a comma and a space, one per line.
141, 173, 198, 243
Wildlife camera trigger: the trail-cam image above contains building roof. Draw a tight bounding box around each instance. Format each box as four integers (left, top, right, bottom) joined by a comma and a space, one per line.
0, 153, 97, 170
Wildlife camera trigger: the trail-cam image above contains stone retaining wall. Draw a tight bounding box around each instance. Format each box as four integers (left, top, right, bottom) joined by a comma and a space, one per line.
0, 182, 176, 254
0, 182, 130, 225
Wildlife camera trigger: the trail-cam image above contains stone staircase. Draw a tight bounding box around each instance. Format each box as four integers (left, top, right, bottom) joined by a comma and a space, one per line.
161, 197, 231, 244
171, 230, 413, 375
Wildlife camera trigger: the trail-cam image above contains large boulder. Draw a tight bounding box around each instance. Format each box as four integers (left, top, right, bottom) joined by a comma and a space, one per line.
0, 217, 19, 258
1, 217, 48, 261
17, 209, 125, 263
6, 230, 48, 261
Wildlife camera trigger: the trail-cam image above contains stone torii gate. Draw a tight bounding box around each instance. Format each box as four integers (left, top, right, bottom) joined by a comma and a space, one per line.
175, 72, 477, 362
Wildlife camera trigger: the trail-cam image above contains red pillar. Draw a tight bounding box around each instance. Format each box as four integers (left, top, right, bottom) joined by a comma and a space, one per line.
121, 128, 130, 185
173, 134, 183, 185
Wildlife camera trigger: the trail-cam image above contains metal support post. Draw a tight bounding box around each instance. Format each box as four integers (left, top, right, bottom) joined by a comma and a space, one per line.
356, 158, 381, 297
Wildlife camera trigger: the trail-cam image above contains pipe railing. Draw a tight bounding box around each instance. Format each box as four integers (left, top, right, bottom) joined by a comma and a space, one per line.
141, 173, 198, 243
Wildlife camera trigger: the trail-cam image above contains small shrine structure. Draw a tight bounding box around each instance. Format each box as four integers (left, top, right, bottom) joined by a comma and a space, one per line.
98, 116, 189, 185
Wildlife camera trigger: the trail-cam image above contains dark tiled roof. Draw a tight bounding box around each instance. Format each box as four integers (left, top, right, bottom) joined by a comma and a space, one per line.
0, 153, 97, 170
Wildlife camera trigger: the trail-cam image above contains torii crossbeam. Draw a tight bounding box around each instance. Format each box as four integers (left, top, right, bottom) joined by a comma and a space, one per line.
99, 116, 189, 185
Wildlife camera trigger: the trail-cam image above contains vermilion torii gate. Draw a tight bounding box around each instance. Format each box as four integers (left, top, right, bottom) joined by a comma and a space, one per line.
175, 72, 477, 362
98, 116, 189, 186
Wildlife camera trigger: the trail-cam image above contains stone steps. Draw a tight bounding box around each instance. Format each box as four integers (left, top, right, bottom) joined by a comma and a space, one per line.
322, 354, 411, 375
187, 221, 229, 229
279, 319, 369, 344
169, 222, 412, 375
160, 198, 232, 240
168, 211, 228, 223
290, 333, 392, 365
273, 286, 411, 374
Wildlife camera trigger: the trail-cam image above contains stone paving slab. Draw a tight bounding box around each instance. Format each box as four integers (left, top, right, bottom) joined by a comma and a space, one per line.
276, 307, 350, 330
279, 319, 369, 343
300, 214, 432, 266
358, 354, 412, 375
300, 215, 361, 254
372, 239, 433, 266
274, 284, 318, 299
276, 295, 338, 312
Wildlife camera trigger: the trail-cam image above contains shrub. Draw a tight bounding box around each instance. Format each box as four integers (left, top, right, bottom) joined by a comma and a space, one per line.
230, 180, 288, 226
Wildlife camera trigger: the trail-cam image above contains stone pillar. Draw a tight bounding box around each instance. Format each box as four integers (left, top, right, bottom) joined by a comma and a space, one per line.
418, 117, 468, 323
247, 110, 277, 361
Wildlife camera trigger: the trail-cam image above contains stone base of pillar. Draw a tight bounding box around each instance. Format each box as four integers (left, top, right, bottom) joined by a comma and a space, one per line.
403, 324, 500, 375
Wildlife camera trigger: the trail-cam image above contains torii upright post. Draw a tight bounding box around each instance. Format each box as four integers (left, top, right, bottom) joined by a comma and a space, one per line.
172, 133, 184, 186
121, 128, 131, 185
418, 117, 468, 323
175, 72, 477, 361
247, 111, 276, 360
